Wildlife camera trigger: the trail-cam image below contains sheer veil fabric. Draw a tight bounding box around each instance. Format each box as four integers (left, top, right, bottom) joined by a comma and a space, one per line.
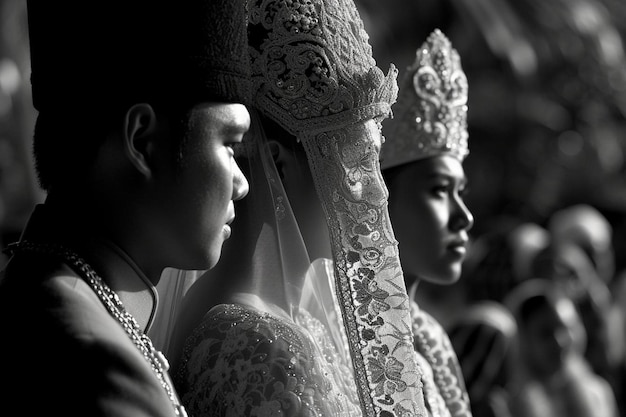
149, 268, 203, 354
171, 111, 363, 416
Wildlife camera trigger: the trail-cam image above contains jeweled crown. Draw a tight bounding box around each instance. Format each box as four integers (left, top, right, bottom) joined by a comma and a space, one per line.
247, 0, 398, 139
380, 29, 469, 170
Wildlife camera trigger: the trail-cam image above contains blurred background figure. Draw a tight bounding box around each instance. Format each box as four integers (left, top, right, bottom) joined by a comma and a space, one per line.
509, 222, 552, 283
504, 279, 619, 417
453, 219, 550, 307
448, 301, 518, 417
548, 204, 616, 286
533, 215, 625, 415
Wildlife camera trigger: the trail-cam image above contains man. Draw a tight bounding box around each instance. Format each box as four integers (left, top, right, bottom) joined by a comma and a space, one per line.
0, 1, 250, 416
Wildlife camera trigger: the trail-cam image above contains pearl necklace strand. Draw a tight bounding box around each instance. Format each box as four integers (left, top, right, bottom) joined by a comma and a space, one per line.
7, 240, 188, 417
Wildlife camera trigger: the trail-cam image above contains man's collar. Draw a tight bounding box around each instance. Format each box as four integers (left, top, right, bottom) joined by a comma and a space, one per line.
18, 204, 158, 331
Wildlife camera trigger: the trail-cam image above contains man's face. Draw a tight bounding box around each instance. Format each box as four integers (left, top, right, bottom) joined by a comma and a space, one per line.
156, 102, 250, 270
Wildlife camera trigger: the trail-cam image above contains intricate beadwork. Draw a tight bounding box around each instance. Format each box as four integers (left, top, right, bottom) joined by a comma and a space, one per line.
247, 0, 398, 138
7, 241, 187, 417
411, 302, 472, 417
380, 29, 469, 170
177, 303, 361, 416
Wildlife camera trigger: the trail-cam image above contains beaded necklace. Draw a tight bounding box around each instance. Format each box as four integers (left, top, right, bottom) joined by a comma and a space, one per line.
6, 240, 188, 417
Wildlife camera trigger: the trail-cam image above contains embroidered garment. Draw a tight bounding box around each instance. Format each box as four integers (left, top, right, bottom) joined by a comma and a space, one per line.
411, 302, 472, 417
176, 303, 361, 417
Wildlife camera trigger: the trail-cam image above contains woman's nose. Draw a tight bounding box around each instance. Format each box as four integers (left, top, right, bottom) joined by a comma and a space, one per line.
451, 197, 474, 232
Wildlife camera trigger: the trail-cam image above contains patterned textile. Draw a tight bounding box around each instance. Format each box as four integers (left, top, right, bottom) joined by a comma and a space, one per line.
410, 302, 472, 417
176, 303, 361, 417
380, 29, 469, 170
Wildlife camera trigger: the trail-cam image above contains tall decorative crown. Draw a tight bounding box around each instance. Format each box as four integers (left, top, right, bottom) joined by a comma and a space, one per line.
380, 29, 469, 170
247, 0, 398, 138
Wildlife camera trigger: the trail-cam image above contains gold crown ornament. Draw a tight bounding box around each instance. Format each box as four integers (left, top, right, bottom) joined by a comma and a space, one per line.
380, 29, 469, 170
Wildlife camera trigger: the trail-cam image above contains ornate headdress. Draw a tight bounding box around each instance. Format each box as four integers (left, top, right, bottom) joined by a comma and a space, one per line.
247, 1, 426, 416
247, 0, 398, 138
380, 29, 469, 170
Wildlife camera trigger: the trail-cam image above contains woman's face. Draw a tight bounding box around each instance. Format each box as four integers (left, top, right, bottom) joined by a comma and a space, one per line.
386, 155, 473, 285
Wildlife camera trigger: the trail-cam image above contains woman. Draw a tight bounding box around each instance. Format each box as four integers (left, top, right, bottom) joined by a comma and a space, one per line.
380, 29, 474, 417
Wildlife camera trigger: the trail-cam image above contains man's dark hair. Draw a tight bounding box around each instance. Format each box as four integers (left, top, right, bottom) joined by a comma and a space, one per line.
33, 102, 191, 192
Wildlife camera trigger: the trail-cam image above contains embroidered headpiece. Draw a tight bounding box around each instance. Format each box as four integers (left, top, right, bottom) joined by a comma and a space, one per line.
247, 0, 398, 139
380, 29, 469, 170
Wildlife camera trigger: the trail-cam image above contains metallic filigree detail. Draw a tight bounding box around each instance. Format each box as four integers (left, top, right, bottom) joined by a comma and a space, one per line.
381, 29, 469, 170
248, 0, 398, 137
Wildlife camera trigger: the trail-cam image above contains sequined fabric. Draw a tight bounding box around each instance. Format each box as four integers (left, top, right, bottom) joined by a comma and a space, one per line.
176, 303, 361, 417
248, 0, 398, 136
411, 302, 473, 417
380, 29, 469, 170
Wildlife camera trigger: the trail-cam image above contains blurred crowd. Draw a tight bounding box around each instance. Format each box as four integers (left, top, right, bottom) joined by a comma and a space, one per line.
1, 0, 626, 415
420, 203, 626, 416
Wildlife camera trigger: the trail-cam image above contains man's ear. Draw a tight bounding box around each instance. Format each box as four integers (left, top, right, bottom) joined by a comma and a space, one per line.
124, 103, 158, 177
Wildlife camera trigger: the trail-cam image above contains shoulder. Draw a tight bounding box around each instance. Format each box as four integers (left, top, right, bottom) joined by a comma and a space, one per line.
177, 303, 311, 374
186, 303, 307, 347
175, 304, 318, 416
0, 262, 176, 417
176, 303, 364, 417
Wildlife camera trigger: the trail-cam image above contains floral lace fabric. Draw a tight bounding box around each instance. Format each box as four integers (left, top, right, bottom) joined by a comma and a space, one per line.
410, 302, 473, 417
175, 303, 361, 417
